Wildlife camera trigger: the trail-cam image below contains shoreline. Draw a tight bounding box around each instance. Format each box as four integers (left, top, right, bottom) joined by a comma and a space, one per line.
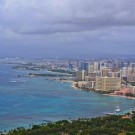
103, 94, 135, 100
60, 80, 79, 90
71, 82, 79, 90
69, 82, 135, 115
70, 81, 135, 100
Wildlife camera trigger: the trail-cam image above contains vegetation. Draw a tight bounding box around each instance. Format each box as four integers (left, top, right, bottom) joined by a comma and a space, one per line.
28, 73, 71, 77
49, 69, 76, 75
7, 113, 135, 135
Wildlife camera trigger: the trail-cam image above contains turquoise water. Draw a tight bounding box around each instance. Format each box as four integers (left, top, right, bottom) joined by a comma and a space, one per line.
0, 64, 135, 131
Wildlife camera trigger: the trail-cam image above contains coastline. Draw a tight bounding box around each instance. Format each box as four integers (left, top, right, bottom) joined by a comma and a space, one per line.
71, 82, 79, 90
103, 94, 135, 100
60, 80, 79, 90
69, 81, 135, 100
70, 82, 135, 115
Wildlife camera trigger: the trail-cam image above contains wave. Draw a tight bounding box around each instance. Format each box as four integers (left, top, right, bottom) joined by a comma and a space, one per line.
10, 79, 26, 83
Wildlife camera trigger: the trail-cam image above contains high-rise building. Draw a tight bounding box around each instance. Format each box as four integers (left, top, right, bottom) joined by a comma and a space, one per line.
115, 61, 121, 68
88, 73, 96, 81
99, 61, 104, 70
88, 64, 94, 73
69, 64, 73, 71
122, 63, 128, 67
95, 77, 121, 92
132, 68, 135, 75
76, 60, 79, 70
101, 68, 110, 77
107, 71, 121, 78
122, 67, 128, 77
127, 76, 135, 82
132, 63, 135, 68
107, 61, 112, 69
76, 70, 87, 81
128, 67, 133, 76
127, 61, 131, 67
93, 62, 99, 72
121, 62, 124, 67
80, 62, 89, 72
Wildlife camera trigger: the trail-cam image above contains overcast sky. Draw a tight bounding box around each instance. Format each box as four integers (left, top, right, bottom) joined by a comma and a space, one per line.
0, 0, 135, 58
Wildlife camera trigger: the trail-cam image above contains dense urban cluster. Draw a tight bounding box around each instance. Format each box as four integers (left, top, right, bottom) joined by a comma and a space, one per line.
1, 57, 135, 96
75, 60, 135, 96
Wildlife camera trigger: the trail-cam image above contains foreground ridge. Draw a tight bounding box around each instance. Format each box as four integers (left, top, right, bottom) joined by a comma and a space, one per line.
6, 112, 135, 135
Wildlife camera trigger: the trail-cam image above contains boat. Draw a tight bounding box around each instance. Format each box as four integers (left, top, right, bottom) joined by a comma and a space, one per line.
115, 108, 120, 112
115, 106, 120, 112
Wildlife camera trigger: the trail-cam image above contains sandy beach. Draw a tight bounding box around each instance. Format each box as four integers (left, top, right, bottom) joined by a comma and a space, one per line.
63, 81, 135, 100
104, 94, 135, 100
60, 80, 74, 83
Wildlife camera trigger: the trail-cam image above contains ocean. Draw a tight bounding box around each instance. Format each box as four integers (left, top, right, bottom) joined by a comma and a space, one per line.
0, 64, 135, 131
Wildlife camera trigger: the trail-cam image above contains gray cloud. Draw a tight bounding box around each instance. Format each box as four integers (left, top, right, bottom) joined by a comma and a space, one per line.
0, 0, 135, 57
0, 0, 135, 35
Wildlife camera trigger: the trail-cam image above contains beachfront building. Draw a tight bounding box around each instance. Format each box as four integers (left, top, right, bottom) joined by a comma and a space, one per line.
77, 81, 87, 88
85, 81, 95, 89
76, 81, 95, 89
112, 85, 135, 96
95, 76, 121, 92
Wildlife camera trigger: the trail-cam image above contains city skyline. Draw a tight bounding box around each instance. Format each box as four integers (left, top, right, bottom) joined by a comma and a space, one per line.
0, 0, 135, 57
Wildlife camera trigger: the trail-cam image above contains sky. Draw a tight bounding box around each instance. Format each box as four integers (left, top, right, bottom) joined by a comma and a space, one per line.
0, 0, 135, 58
